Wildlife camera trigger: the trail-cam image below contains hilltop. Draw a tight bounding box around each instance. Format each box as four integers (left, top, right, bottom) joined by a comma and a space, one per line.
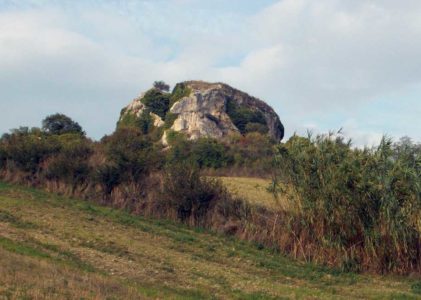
118, 81, 284, 144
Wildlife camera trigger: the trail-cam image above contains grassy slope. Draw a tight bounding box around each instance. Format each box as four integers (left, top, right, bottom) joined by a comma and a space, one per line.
0, 182, 420, 299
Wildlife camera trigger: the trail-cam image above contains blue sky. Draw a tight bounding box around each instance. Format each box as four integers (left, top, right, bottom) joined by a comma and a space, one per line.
1, 0, 420, 146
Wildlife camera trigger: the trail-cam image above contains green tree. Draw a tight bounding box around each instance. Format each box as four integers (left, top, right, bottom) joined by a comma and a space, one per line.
141, 90, 171, 119
153, 80, 170, 92
42, 113, 84, 136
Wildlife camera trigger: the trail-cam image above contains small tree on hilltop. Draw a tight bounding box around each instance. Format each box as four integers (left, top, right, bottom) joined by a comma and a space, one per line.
42, 113, 85, 136
153, 80, 170, 92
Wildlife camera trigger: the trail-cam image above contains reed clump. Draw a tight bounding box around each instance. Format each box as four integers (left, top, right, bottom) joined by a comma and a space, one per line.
270, 132, 421, 273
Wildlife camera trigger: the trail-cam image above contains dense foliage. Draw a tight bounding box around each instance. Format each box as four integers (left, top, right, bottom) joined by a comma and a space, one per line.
153, 80, 170, 92
45, 134, 92, 187
225, 98, 268, 134
170, 83, 191, 107
42, 113, 84, 136
162, 161, 228, 225
271, 132, 421, 273
1, 127, 60, 173
141, 89, 171, 119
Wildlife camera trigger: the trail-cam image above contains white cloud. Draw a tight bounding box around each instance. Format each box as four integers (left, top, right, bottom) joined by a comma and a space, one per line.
242, 0, 421, 104
0, 0, 420, 144
341, 118, 384, 148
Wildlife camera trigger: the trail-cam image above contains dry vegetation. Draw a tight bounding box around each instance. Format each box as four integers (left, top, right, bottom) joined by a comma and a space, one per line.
217, 176, 297, 211
1, 124, 420, 274
1, 182, 420, 299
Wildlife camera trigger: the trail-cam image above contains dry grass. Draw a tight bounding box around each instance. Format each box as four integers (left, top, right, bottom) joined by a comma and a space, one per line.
0, 182, 420, 299
217, 176, 295, 210
0, 247, 142, 299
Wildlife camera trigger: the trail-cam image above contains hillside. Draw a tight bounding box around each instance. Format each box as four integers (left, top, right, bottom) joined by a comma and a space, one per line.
1, 182, 420, 299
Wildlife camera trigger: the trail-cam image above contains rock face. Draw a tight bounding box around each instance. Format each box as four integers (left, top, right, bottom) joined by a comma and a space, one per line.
118, 81, 284, 143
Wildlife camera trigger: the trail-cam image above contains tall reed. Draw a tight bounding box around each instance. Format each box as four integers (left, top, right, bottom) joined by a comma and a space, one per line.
271, 132, 421, 273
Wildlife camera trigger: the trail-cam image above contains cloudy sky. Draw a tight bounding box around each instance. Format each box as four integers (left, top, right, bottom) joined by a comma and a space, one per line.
1, 0, 420, 146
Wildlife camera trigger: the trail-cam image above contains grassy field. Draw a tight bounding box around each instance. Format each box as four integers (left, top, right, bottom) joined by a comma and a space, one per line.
218, 176, 294, 210
0, 182, 420, 299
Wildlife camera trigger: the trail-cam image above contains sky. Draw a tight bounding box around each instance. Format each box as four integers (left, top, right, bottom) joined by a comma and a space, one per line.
1, 0, 420, 146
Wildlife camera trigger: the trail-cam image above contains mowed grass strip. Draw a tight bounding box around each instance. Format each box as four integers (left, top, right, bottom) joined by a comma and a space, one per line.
0, 181, 420, 299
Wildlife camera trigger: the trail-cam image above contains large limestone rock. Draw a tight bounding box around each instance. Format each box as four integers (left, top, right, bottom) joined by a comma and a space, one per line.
118, 81, 284, 143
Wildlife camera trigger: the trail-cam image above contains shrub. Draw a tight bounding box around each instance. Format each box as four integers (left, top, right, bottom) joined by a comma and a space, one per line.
117, 110, 154, 134
104, 127, 163, 184
141, 89, 171, 119
191, 138, 229, 169
165, 136, 229, 169
170, 83, 191, 107
96, 164, 121, 195
153, 80, 170, 92
245, 122, 269, 134
221, 132, 275, 174
45, 134, 93, 186
1, 128, 60, 173
163, 112, 179, 129
117, 112, 138, 129
0, 146, 6, 170
165, 130, 188, 147
165, 132, 192, 163
138, 111, 154, 134
225, 99, 268, 134
162, 161, 228, 224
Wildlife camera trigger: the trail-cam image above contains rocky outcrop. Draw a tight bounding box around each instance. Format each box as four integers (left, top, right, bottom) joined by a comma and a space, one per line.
118, 81, 284, 143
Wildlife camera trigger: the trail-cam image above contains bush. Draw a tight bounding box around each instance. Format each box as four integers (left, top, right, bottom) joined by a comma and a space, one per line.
45, 134, 93, 186
170, 83, 191, 107
138, 111, 154, 134
141, 89, 171, 119
221, 132, 275, 174
0, 146, 6, 170
165, 136, 229, 169
1, 127, 60, 173
117, 112, 138, 129
103, 127, 163, 184
153, 80, 170, 92
117, 110, 154, 135
191, 138, 229, 169
245, 122, 269, 134
96, 164, 121, 195
165, 132, 191, 162
162, 161, 228, 224
163, 112, 178, 129
226, 99, 268, 134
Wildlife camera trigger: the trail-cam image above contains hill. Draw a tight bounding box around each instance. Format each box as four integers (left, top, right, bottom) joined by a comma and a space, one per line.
118, 81, 284, 144
1, 182, 420, 299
